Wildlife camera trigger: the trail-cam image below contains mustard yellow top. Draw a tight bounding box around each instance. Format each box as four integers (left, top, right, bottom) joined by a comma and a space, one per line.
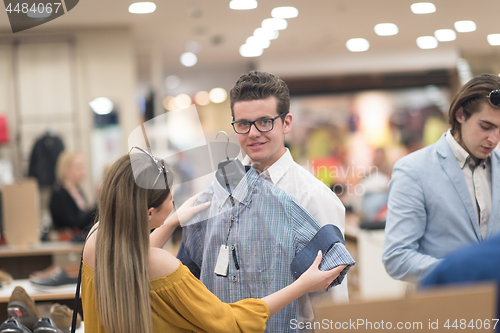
81, 261, 270, 333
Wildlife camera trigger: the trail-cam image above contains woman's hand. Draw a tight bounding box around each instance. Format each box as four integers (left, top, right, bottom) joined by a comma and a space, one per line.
173, 192, 211, 226
295, 250, 347, 294
261, 250, 347, 317
150, 193, 210, 248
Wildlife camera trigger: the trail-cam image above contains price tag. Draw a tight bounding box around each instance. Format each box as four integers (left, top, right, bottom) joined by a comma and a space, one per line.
214, 244, 229, 276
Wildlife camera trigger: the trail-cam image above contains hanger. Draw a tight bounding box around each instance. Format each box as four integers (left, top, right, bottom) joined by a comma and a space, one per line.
214, 131, 245, 191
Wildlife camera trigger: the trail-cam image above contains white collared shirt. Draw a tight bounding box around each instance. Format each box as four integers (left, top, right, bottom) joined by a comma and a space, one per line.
243, 149, 348, 329
446, 130, 492, 239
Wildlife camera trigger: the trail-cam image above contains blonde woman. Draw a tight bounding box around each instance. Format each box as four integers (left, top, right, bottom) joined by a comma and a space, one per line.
49, 151, 96, 239
81, 149, 346, 333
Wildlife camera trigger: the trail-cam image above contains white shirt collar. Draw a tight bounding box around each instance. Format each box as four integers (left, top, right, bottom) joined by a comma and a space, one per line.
445, 129, 489, 169
242, 149, 293, 184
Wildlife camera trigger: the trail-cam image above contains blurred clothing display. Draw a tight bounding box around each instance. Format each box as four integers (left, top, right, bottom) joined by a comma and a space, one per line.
28, 132, 65, 187
383, 133, 500, 282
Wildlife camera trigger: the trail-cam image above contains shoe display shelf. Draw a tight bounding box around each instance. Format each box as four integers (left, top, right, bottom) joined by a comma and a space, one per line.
0, 241, 83, 324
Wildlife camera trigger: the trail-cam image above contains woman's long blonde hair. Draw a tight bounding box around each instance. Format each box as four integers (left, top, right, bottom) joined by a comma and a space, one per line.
94, 153, 171, 333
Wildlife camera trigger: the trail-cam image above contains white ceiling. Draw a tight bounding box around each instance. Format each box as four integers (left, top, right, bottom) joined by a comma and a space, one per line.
1, 0, 500, 83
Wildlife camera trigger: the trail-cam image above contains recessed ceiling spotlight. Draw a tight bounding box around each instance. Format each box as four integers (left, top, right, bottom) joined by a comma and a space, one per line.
164, 75, 181, 90
487, 34, 500, 46
239, 44, 263, 57
454, 20, 476, 33
434, 29, 456, 42
416, 36, 438, 49
374, 23, 399, 36
185, 41, 203, 53
254, 27, 279, 40
262, 18, 287, 30
129, 2, 156, 14
180, 52, 197, 67
229, 0, 257, 10
346, 38, 370, 52
246, 36, 270, 49
89, 97, 114, 115
411, 2, 435, 14
271, 6, 298, 19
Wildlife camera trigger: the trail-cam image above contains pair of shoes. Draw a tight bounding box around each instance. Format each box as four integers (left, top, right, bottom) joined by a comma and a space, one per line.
32, 317, 62, 333
50, 304, 81, 333
0, 317, 63, 333
8, 286, 40, 330
29, 265, 60, 281
30, 267, 78, 288
0, 318, 31, 333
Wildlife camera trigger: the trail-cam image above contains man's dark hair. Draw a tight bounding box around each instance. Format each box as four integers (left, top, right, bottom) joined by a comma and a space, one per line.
229, 71, 290, 119
449, 73, 500, 140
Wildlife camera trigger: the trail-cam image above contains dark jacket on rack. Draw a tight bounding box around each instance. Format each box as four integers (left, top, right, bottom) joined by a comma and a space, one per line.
28, 133, 65, 187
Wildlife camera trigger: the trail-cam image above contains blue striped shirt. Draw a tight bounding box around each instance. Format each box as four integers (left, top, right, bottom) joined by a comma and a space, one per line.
179, 166, 355, 332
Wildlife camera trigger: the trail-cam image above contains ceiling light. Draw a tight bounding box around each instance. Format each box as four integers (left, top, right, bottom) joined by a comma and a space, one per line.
487, 34, 500, 46
454, 20, 476, 33
434, 29, 456, 42
185, 41, 203, 53
89, 97, 113, 115
194, 91, 210, 106
128, 2, 156, 14
246, 36, 270, 49
239, 44, 263, 57
180, 52, 197, 67
254, 27, 279, 40
271, 6, 298, 19
416, 36, 438, 49
175, 94, 192, 109
164, 75, 180, 90
262, 18, 287, 30
209, 88, 227, 104
346, 38, 370, 52
411, 2, 436, 14
229, 0, 257, 10
374, 23, 398, 36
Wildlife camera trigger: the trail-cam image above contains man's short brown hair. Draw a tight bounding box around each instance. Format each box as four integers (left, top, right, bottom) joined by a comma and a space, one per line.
229, 71, 290, 119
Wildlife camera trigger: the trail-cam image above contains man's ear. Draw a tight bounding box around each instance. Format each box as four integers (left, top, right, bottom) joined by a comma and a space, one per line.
455, 106, 465, 124
283, 113, 293, 135
148, 207, 155, 221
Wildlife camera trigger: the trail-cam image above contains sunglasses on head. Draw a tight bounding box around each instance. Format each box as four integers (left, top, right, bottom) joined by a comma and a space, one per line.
487, 90, 500, 106
128, 146, 172, 190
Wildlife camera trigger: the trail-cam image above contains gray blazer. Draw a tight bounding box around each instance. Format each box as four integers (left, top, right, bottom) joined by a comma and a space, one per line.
382, 133, 500, 282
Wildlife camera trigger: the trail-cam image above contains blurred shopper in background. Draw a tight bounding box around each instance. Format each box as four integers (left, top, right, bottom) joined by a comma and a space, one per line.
49, 151, 96, 241
383, 73, 500, 283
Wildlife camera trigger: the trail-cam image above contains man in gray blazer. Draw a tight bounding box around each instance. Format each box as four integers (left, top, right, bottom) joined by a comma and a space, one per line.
383, 73, 500, 283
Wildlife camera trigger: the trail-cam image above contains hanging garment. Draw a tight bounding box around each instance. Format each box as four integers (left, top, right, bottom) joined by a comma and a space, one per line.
178, 166, 355, 333
28, 133, 65, 187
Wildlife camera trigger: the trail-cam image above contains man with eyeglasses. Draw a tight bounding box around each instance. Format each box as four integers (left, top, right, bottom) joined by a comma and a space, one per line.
383, 73, 500, 284
230, 71, 347, 329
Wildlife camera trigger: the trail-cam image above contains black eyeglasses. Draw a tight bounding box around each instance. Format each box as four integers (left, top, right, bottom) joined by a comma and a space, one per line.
128, 146, 171, 189
488, 90, 500, 106
231, 113, 285, 134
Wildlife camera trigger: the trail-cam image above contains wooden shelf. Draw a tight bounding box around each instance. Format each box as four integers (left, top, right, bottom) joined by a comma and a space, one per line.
0, 242, 83, 258
0, 279, 77, 303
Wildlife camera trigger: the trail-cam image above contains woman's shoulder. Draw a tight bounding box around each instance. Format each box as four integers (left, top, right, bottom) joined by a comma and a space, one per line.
148, 247, 181, 280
